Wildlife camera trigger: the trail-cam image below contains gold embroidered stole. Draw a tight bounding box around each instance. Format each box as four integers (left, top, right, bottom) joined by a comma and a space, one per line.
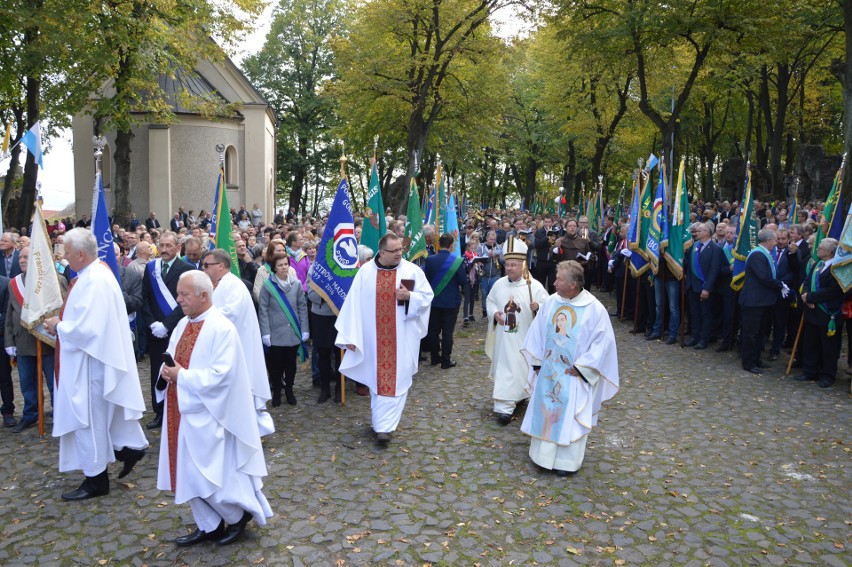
167, 320, 204, 491
375, 269, 398, 396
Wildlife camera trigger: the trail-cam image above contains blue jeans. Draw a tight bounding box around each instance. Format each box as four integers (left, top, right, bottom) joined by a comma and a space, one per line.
18, 354, 55, 423
652, 278, 681, 338
480, 276, 499, 315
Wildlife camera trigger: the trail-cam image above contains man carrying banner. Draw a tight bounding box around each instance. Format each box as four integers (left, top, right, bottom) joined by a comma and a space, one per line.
336, 233, 433, 445
423, 233, 466, 369
485, 236, 548, 425
43, 228, 148, 500
141, 232, 194, 429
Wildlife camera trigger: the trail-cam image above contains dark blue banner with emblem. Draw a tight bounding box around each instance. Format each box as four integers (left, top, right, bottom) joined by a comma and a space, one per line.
309, 179, 359, 315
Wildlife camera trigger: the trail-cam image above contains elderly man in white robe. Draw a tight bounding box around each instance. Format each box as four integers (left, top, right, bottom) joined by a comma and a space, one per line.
486, 237, 548, 425
158, 270, 272, 546
521, 260, 619, 477
336, 233, 433, 445
43, 228, 148, 500
201, 248, 273, 436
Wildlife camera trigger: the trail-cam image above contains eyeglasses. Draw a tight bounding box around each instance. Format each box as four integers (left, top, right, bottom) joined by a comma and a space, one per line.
201, 261, 222, 269
381, 247, 403, 254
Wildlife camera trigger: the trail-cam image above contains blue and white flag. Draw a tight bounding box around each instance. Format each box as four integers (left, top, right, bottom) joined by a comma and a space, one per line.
645, 153, 659, 172
309, 179, 359, 315
445, 193, 462, 254
91, 170, 121, 283
646, 163, 669, 275
20, 122, 44, 169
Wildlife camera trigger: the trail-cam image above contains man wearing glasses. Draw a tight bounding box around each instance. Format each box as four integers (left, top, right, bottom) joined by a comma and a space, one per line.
336, 233, 434, 445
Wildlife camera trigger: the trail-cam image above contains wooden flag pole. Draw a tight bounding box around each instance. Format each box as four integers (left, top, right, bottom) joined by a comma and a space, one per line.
37, 340, 44, 436
339, 145, 348, 406
679, 278, 686, 346
619, 269, 628, 320
786, 316, 805, 375
339, 349, 346, 406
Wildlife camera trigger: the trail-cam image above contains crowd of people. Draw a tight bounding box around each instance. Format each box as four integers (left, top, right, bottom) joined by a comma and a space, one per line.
4, 190, 845, 546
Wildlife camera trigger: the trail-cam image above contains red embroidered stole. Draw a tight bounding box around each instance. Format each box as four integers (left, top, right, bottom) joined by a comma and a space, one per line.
54, 277, 77, 386
167, 320, 204, 491
375, 269, 398, 396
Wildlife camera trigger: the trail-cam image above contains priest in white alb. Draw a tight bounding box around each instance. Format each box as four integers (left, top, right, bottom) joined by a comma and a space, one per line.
520, 260, 619, 477
336, 233, 433, 445
43, 228, 148, 500
158, 270, 272, 546
485, 236, 548, 425
201, 248, 273, 436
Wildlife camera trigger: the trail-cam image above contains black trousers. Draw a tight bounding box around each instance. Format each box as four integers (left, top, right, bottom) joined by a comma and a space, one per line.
267, 345, 298, 405
147, 336, 169, 417
0, 346, 13, 417
428, 306, 460, 364
740, 305, 772, 370
316, 346, 341, 394
802, 321, 842, 381
535, 261, 556, 294
770, 299, 793, 353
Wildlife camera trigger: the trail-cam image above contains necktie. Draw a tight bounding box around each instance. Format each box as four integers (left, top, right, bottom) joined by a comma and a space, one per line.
696, 242, 703, 254
161, 260, 169, 278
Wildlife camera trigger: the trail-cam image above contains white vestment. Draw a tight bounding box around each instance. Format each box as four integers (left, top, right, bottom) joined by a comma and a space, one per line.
156, 306, 272, 529
335, 259, 433, 432
53, 261, 148, 476
485, 275, 549, 413
520, 290, 619, 471
212, 271, 274, 436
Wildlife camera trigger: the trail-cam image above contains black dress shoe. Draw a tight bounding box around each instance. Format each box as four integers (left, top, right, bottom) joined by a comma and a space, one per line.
744, 367, 763, 375
375, 432, 392, 445
693, 342, 708, 350
665, 336, 677, 345
146, 415, 163, 430
818, 377, 835, 388
553, 469, 576, 477
11, 419, 36, 433
61, 486, 109, 501
175, 521, 225, 547
115, 447, 146, 479
217, 512, 252, 546
794, 374, 817, 382
646, 333, 661, 341
495, 413, 512, 426
767, 352, 779, 361
441, 360, 457, 369
683, 338, 699, 348
430, 359, 441, 366
317, 391, 331, 404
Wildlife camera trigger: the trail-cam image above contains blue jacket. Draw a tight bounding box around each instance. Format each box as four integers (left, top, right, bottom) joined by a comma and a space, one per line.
423, 250, 466, 309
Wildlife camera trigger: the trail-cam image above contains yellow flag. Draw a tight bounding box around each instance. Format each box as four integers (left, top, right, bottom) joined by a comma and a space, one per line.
1, 121, 10, 154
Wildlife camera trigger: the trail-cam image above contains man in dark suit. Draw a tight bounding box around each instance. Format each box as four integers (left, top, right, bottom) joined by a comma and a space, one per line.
145, 212, 161, 231
0, 274, 14, 427
141, 232, 193, 428
685, 222, 723, 349
739, 229, 787, 374
533, 217, 561, 293
423, 233, 467, 369
798, 238, 844, 388
768, 228, 800, 361
0, 233, 22, 279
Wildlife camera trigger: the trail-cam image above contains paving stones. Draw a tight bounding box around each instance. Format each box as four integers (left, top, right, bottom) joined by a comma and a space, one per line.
0, 293, 849, 565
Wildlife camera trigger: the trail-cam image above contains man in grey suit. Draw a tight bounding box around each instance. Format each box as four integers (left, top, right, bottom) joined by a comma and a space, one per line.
0, 233, 21, 279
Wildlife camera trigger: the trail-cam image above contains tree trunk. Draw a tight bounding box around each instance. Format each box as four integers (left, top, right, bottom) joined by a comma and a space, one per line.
112, 128, 133, 228
842, 0, 852, 196
2, 107, 25, 229
290, 134, 308, 215
17, 74, 39, 231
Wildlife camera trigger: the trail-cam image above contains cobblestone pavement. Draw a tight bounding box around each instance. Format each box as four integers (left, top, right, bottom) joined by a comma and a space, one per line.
1, 293, 849, 566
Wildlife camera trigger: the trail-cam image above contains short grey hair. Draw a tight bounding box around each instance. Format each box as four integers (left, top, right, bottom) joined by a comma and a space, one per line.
203, 248, 232, 268
64, 227, 98, 258
179, 270, 213, 296
820, 237, 839, 256
556, 260, 585, 288
358, 244, 374, 264
757, 228, 776, 244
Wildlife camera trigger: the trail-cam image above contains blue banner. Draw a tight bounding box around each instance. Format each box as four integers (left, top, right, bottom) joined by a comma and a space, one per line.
92, 171, 121, 283
309, 179, 359, 315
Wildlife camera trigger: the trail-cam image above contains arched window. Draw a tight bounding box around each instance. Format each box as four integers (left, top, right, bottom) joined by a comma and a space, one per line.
225, 145, 238, 189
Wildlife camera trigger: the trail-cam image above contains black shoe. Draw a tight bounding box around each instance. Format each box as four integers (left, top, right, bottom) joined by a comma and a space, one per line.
61, 476, 110, 501
61, 486, 108, 501
11, 419, 36, 433
217, 512, 252, 546
441, 360, 457, 369
115, 447, 146, 479
430, 359, 441, 366
715, 344, 731, 352
495, 413, 512, 426
665, 336, 677, 345
818, 377, 835, 388
553, 469, 576, 477
646, 333, 661, 341
146, 415, 163, 430
683, 338, 699, 348
694, 342, 708, 350
3, 415, 17, 427
317, 391, 331, 404
794, 374, 816, 382
767, 352, 779, 361
375, 432, 391, 445
462, 320, 469, 328
757, 361, 771, 369
176, 521, 225, 547
744, 367, 763, 375
285, 389, 297, 405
